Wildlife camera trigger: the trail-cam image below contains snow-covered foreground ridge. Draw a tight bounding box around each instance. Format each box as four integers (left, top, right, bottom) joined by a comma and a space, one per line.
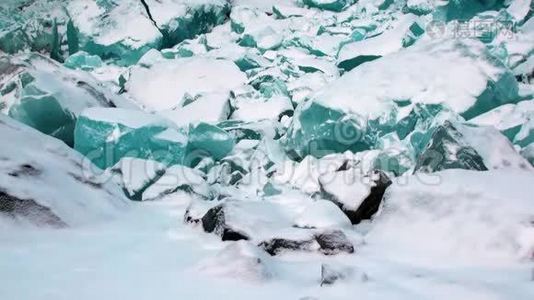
1, 0, 534, 299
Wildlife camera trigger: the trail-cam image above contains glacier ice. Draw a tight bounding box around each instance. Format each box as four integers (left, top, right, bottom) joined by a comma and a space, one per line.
1, 53, 131, 146
74, 107, 186, 169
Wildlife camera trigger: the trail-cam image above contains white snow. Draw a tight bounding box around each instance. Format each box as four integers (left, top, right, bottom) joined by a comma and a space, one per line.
295, 200, 352, 229
370, 169, 534, 262
81, 107, 172, 129
231, 96, 293, 122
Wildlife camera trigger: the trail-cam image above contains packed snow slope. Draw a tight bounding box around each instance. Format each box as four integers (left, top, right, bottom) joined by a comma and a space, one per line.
1, 0, 534, 299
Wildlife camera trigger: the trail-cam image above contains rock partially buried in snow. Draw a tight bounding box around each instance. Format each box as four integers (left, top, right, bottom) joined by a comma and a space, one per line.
0, 114, 128, 226
320, 170, 392, 224
320, 263, 363, 286
194, 199, 355, 255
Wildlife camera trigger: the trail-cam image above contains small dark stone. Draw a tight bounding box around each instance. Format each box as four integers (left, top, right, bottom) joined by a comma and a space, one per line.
315, 230, 354, 255
201, 204, 249, 241
201, 205, 224, 233
258, 238, 315, 256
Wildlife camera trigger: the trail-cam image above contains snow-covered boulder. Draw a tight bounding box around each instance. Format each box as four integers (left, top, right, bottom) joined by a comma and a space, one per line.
0, 114, 128, 227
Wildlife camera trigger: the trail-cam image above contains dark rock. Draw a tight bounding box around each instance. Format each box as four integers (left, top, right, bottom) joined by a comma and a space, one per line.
321, 170, 392, 224
258, 238, 315, 256
0, 190, 66, 227
314, 230, 354, 255
201, 204, 249, 241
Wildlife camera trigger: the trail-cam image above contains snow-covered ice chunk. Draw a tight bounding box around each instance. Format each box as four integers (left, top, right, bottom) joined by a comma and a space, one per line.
74, 107, 186, 169
415, 121, 532, 173
1, 53, 131, 146
322, 39, 518, 121
231, 96, 293, 122
161, 92, 232, 127
67, 0, 162, 65
126, 57, 246, 111
185, 122, 235, 166
303, 0, 353, 12
337, 15, 423, 71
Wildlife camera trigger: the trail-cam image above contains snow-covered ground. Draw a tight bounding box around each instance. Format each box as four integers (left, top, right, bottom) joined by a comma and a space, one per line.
1, 193, 533, 300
